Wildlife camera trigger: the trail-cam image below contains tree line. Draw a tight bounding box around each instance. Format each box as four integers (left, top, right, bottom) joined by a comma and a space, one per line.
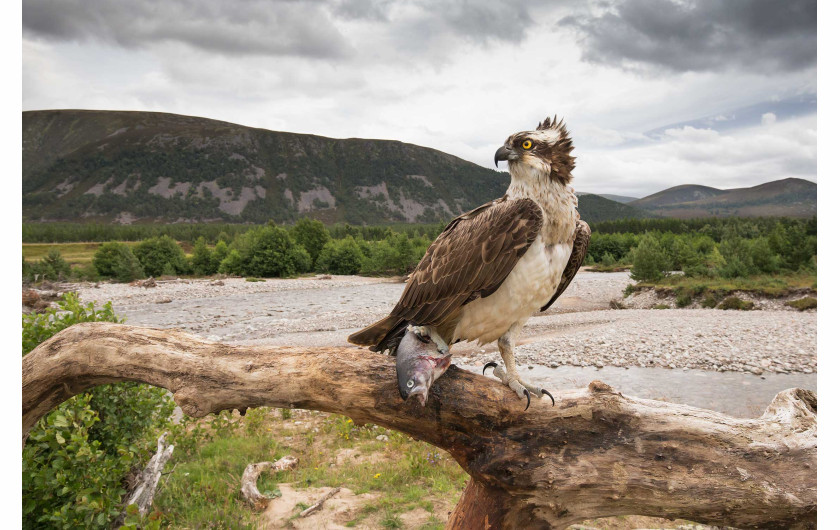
23, 216, 816, 284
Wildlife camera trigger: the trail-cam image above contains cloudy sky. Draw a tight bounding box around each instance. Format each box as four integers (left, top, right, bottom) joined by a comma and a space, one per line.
22, 0, 816, 198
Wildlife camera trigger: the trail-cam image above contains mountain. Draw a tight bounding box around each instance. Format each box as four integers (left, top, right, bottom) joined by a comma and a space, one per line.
631, 185, 725, 208
630, 178, 816, 218
23, 110, 511, 224
577, 194, 654, 224
597, 193, 639, 204
578, 192, 639, 204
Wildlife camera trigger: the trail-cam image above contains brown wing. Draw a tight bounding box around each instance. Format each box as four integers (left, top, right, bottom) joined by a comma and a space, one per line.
347, 197, 542, 351
540, 219, 591, 312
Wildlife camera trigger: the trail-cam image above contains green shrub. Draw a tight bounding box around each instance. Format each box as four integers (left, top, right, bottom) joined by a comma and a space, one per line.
22, 293, 175, 529
717, 296, 753, 310
132, 235, 189, 277
219, 248, 244, 275
291, 217, 330, 265
675, 291, 693, 308
240, 224, 310, 277
93, 242, 144, 282
212, 239, 230, 266
71, 262, 100, 282
26, 249, 72, 282
599, 252, 616, 267
700, 294, 718, 308
652, 304, 669, 309
630, 233, 670, 282
360, 234, 424, 275
786, 297, 817, 311
190, 236, 219, 276
317, 237, 365, 275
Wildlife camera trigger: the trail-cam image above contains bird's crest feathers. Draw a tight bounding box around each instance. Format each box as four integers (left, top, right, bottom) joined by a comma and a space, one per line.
530, 115, 575, 186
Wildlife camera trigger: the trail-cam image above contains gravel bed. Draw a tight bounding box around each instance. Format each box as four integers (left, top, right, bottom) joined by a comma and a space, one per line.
467, 309, 816, 375
72, 272, 816, 375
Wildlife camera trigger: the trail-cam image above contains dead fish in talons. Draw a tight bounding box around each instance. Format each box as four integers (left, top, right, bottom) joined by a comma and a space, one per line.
395, 324, 451, 406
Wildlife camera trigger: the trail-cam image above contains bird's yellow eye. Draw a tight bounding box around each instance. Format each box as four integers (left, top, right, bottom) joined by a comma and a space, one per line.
522, 140, 533, 150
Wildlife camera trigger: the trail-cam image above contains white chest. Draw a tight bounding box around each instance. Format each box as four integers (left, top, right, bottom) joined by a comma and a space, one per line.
453, 235, 572, 345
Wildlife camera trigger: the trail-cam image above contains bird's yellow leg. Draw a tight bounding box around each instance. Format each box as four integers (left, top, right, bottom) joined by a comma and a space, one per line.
484, 327, 554, 410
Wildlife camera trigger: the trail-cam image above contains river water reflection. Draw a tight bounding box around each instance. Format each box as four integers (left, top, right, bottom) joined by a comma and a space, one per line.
462, 364, 816, 418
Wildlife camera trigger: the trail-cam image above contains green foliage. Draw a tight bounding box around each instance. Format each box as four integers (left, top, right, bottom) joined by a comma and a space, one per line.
675, 291, 693, 308
786, 297, 817, 311
237, 224, 311, 277
360, 233, 428, 275
219, 248, 244, 275
317, 237, 365, 275
22, 294, 175, 529
25, 249, 72, 282
630, 233, 670, 282
700, 294, 718, 308
132, 235, 189, 277
212, 239, 230, 266
291, 217, 330, 265
599, 252, 616, 267
93, 242, 144, 281
189, 237, 219, 276
718, 296, 754, 310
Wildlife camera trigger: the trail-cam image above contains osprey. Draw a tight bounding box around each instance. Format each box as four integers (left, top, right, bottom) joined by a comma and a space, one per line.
348, 116, 590, 409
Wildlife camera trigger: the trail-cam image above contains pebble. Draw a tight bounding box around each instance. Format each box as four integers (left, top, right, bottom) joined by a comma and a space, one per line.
72, 273, 816, 375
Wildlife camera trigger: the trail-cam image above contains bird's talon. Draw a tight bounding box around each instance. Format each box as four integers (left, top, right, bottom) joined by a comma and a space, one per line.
542, 389, 555, 406
523, 389, 531, 411
483, 362, 497, 375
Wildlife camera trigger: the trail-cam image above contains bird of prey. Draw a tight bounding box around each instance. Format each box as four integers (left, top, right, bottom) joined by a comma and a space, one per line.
348, 116, 590, 409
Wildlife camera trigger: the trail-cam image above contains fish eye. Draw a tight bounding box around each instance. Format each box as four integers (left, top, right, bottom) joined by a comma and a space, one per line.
406, 379, 414, 388
522, 139, 533, 150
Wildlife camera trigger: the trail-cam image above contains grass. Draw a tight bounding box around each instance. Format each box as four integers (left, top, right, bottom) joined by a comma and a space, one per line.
152, 408, 466, 528
23, 241, 195, 268
786, 297, 817, 311
22, 242, 116, 266
632, 271, 816, 299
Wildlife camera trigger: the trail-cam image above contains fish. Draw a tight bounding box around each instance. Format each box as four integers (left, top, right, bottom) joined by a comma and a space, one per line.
395, 325, 452, 406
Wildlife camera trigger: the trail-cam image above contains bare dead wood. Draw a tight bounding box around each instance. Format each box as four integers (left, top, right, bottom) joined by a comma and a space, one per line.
240, 456, 299, 510
299, 486, 341, 517
114, 432, 174, 526
22, 323, 817, 529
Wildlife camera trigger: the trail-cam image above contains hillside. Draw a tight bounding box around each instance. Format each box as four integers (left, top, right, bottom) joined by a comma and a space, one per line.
631, 184, 725, 208
579, 192, 638, 204
630, 178, 816, 218
23, 110, 510, 224
577, 194, 654, 224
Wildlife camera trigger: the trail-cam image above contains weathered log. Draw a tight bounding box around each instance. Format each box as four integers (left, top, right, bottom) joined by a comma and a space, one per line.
240, 456, 299, 510
22, 323, 817, 529
114, 432, 174, 526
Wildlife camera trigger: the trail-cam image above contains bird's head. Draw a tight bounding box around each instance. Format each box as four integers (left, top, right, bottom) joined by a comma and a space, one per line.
494, 115, 575, 187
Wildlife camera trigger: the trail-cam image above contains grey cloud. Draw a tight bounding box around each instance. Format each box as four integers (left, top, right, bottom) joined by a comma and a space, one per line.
23, 0, 351, 59
561, 0, 816, 73
24, 0, 541, 63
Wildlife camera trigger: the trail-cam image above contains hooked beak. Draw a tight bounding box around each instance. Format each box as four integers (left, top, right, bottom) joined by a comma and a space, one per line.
494, 145, 515, 168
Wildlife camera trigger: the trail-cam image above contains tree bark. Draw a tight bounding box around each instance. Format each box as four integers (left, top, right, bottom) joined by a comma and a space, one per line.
22, 323, 817, 529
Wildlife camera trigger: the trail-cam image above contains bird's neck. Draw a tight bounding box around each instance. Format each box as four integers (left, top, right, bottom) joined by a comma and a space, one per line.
507, 162, 578, 244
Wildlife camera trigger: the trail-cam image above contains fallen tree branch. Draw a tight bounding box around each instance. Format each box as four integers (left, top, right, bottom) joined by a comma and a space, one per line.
299, 486, 341, 517
114, 432, 175, 526
240, 456, 299, 510
22, 323, 817, 529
